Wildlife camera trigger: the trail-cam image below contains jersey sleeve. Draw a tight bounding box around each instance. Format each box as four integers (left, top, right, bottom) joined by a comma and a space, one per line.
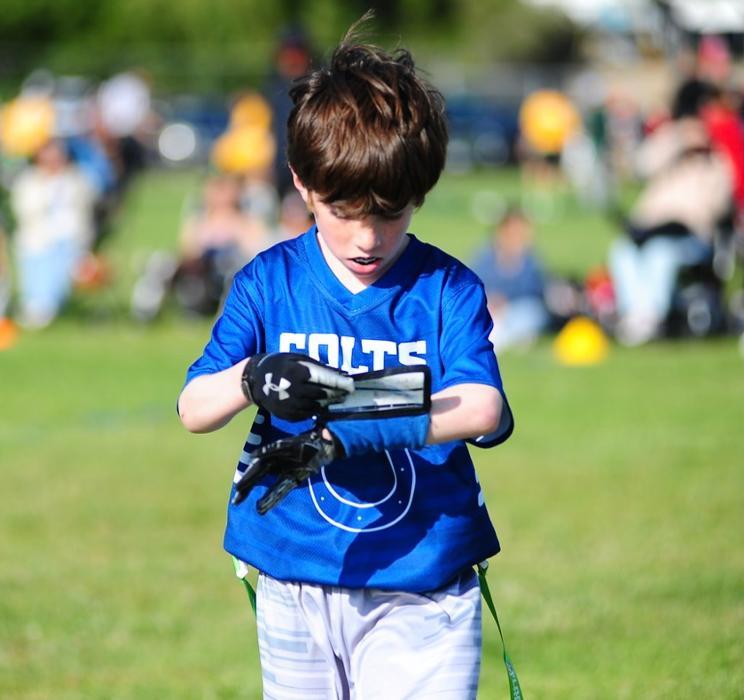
440, 278, 514, 447
184, 266, 264, 385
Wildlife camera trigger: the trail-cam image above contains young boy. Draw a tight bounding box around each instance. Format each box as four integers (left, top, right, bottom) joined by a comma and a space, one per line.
178, 27, 514, 699
470, 206, 549, 352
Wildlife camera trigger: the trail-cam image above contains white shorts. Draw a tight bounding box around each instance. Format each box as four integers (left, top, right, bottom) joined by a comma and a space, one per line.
256, 569, 482, 700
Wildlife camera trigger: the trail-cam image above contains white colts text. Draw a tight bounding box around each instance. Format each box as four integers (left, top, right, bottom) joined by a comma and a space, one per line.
279, 332, 427, 373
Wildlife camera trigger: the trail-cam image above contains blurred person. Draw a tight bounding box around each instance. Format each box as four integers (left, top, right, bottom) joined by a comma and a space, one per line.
11, 138, 95, 328
212, 92, 279, 228
56, 77, 120, 249
671, 40, 721, 120
66, 132, 119, 249
609, 116, 733, 345
132, 174, 270, 320
240, 168, 279, 230
11, 71, 121, 249
603, 90, 644, 185
265, 27, 314, 197
0, 225, 11, 319
179, 173, 270, 262
561, 127, 613, 211
470, 207, 549, 351
700, 87, 744, 229
517, 89, 580, 219
0, 224, 17, 349
95, 70, 155, 187
672, 38, 744, 224
696, 35, 732, 89
274, 190, 312, 241
53, 75, 95, 139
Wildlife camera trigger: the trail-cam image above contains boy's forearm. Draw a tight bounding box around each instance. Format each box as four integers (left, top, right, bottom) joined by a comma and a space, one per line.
179, 362, 503, 443
178, 359, 251, 433
426, 384, 503, 444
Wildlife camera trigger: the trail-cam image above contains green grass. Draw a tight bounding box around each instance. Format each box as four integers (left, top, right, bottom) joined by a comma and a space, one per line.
1, 169, 743, 699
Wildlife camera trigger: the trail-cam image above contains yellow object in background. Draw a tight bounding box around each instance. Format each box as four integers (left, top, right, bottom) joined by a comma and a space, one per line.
0, 318, 19, 351
519, 90, 580, 155
553, 316, 609, 366
0, 96, 55, 157
230, 93, 272, 131
211, 125, 276, 175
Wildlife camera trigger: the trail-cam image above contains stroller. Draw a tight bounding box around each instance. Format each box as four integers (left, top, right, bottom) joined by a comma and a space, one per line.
131, 246, 245, 321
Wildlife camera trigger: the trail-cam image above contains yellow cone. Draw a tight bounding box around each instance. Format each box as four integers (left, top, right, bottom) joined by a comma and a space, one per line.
553, 316, 609, 366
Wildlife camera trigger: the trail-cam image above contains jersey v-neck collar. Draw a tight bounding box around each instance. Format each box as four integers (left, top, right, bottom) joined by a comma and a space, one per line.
301, 225, 425, 315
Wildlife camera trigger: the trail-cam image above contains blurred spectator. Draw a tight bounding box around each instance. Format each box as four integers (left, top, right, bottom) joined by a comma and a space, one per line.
52, 76, 120, 248
131, 174, 270, 321
275, 191, 313, 241
265, 27, 314, 197
240, 167, 279, 230
179, 174, 269, 261
95, 70, 155, 186
1, 68, 151, 256
0, 226, 10, 319
672, 37, 744, 226
470, 207, 549, 351
700, 87, 744, 229
671, 40, 720, 120
11, 139, 96, 328
518, 89, 580, 219
211, 92, 279, 228
696, 35, 732, 89
603, 90, 644, 185
609, 116, 733, 345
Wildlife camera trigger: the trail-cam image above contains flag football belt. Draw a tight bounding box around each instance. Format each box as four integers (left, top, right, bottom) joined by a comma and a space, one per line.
233, 557, 523, 699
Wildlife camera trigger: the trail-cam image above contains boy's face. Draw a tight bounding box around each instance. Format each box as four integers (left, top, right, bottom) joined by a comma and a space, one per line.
293, 174, 412, 287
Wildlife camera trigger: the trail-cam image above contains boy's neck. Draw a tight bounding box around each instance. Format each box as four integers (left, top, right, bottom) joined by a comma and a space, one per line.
316, 233, 372, 294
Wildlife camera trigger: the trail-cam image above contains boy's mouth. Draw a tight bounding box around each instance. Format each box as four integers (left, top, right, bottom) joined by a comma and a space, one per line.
351, 256, 381, 266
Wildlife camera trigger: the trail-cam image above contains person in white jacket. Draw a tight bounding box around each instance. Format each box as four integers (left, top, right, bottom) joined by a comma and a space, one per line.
609, 117, 733, 345
11, 138, 95, 328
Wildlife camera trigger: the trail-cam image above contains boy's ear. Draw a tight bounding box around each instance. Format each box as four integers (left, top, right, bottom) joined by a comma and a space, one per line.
290, 167, 315, 214
290, 167, 309, 202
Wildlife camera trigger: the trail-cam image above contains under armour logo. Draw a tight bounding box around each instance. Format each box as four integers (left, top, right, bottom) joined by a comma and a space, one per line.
263, 373, 292, 400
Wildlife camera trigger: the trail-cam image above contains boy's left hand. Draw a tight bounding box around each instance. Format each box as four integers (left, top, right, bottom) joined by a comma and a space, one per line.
232, 428, 338, 513
241, 353, 354, 421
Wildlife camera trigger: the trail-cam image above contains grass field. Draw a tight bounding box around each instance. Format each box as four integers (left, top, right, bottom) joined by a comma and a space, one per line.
1, 169, 743, 699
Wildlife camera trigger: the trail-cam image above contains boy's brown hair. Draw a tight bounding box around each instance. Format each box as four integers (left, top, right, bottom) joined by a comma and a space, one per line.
286, 24, 448, 219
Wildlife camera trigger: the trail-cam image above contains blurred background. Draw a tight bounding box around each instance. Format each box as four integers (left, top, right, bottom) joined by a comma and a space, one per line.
1, 1, 743, 698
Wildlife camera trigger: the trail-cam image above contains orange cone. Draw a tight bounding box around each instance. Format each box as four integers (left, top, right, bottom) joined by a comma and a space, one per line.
0, 317, 19, 350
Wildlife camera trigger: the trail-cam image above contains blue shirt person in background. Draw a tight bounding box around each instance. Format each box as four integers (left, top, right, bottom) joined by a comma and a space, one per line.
470, 206, 549, 351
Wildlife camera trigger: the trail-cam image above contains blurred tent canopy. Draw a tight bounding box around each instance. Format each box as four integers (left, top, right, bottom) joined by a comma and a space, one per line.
527, 0, 744, 57
661, 0, 744, 34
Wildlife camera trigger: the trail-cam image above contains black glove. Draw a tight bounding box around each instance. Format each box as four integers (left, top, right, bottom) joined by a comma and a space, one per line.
232, 428, 339, 514
241, 353, 354, 421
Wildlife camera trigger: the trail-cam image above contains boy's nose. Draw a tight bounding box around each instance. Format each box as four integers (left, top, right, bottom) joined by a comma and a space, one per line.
355, 221, 382, 252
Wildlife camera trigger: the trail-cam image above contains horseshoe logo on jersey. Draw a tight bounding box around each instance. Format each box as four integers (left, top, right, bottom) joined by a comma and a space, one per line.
308, 450, 416, 532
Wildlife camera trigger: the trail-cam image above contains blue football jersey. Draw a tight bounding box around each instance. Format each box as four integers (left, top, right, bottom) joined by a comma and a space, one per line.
186, 226, 514, 592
